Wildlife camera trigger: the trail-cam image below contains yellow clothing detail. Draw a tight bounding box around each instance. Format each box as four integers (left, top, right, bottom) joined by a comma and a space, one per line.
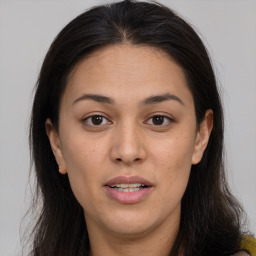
241, 236, 256, 256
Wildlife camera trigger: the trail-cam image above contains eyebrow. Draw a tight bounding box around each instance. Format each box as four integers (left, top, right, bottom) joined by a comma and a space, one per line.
72, 94, 115, 105
141, 93, 184, 106
72, 93, 184, 106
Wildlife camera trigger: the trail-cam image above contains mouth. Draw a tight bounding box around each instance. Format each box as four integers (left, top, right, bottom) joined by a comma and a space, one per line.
109, 183, 149, 192
104, 176, 153, 204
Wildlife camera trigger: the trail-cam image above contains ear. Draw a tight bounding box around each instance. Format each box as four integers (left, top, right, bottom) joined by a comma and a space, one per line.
192, 110, 213, 165
45, 118, 67, 174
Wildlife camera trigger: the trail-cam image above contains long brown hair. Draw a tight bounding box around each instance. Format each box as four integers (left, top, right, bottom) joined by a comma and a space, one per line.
27, 1, 247, 255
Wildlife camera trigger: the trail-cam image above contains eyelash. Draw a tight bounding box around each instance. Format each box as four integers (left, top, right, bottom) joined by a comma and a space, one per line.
82, 115, 112, 127
145, 115, 175, 127
82, 114, 175, 128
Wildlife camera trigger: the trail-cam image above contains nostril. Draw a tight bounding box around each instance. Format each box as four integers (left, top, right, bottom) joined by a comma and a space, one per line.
115, 158, 141, 162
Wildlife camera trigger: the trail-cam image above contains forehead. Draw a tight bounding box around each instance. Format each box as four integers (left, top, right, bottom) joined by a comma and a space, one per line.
63, 44, 193, 106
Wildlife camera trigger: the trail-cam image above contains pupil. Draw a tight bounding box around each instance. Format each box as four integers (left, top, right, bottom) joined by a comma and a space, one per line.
92, 115, 103, 125
153, 116, 164, 125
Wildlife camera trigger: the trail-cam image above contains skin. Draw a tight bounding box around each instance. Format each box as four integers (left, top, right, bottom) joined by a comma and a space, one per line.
46, 44, 213, 256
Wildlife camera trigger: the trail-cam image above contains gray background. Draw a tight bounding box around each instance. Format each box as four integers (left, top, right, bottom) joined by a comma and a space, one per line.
0, 0, 255, 255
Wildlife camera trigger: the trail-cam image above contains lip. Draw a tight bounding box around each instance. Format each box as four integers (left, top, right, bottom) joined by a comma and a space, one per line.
105, 175, 153, 187
104, 175, 154, 204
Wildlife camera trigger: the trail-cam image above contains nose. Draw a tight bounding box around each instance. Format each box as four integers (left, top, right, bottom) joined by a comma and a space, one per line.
109, 121, 146, 165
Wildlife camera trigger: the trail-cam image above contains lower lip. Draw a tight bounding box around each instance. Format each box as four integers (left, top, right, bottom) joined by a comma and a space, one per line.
104, 186, 153, 204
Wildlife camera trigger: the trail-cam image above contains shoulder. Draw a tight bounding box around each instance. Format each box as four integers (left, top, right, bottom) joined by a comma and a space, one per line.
240, 236, 256, 255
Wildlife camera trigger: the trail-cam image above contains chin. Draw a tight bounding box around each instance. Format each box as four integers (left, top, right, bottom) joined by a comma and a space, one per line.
99, 209, 162, 237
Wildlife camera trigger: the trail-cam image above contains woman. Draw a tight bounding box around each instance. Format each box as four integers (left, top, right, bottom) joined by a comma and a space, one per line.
28, 0, 255, 255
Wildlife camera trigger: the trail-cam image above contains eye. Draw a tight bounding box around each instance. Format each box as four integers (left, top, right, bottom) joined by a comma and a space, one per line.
146, 115, 174, 126
82, 115, 111, 126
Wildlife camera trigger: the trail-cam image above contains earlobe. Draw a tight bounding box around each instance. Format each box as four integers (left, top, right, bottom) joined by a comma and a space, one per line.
45, 118, 67, 174
192, 110, 213, 165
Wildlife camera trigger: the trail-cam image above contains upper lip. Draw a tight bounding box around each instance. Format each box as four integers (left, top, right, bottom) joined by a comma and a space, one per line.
105, 176, 153, 187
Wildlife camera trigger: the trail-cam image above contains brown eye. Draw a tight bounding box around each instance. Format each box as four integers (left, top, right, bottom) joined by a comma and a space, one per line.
83, 115, 111, 126
152, 115, 165, 125
146, 115, 174, 126
91, 115, 103, 125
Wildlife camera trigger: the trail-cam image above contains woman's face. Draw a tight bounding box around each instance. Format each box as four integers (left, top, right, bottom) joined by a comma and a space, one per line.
47, 44, 212, 239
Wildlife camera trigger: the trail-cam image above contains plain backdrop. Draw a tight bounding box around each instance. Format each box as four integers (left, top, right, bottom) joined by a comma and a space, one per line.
0, 0, 255, 255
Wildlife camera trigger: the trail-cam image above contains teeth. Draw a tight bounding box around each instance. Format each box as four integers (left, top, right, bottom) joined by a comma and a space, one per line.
115, 188, 141, 192
115, 187, 141, 192
109, 183, 149, 192
110, 183, 144, 189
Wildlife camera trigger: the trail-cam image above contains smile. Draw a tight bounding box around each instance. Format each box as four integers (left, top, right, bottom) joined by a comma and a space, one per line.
110, 183, 148, 192
104, 176, 153, 204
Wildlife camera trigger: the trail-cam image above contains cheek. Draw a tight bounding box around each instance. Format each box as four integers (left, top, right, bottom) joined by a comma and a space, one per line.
150, 133, 196, 172
61, 122, 109, 168
149, 133, 195, 200
63, 139, 101, 171
60, 133, 108, 204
